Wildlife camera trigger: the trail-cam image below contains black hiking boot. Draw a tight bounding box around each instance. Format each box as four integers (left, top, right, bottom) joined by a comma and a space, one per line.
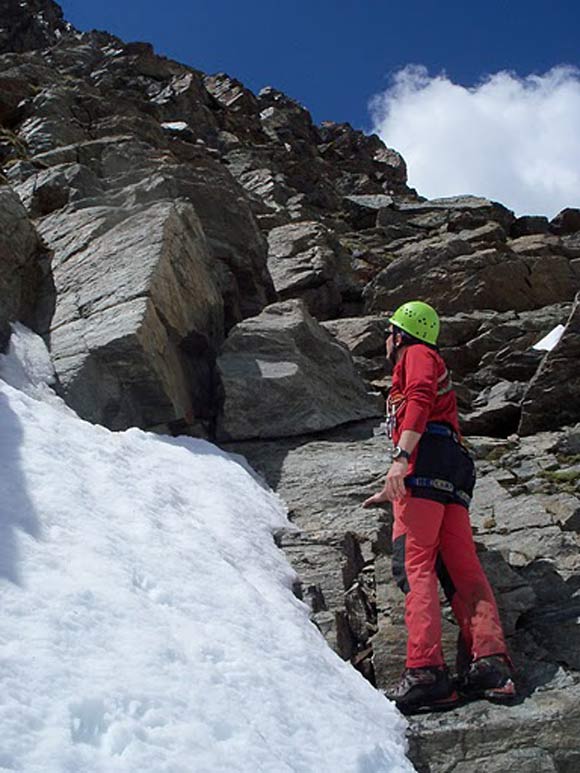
459, 654, 517, 704
384, 666, 459, 714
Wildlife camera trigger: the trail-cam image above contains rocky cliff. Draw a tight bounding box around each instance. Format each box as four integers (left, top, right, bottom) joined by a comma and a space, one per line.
1, 1, 579, 769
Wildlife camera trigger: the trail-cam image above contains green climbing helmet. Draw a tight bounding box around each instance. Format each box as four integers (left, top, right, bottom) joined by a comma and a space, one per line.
389, 300, 440, 345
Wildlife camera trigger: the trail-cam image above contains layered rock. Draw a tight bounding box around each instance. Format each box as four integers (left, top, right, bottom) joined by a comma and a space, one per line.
3, 0, 577, 434
408, 686, 580, 773
0, 185, 47, 349
45, 199, 223, 432
205, 73, 409, 225
0, 0, 72, 55
267, 221, 348, 319
395, 194, 515, 230
364, 230, 578, 315
438, 305, 571, 385
317, 120, 407, 195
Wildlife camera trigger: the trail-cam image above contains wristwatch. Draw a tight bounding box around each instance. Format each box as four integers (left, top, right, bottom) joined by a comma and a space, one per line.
391, 446, 411, 462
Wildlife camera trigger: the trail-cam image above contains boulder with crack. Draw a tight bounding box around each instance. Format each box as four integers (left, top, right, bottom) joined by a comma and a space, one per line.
216, 300, 382, 440
46, 199, 223, 433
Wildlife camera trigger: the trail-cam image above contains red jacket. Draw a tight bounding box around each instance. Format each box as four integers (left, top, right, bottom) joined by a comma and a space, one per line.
388, 344, 459, 471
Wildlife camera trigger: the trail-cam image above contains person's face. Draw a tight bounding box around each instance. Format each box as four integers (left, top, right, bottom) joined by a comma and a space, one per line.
386, 326, 395, 360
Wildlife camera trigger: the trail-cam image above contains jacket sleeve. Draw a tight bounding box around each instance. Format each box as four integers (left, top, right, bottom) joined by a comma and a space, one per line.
399, 347, 438, 434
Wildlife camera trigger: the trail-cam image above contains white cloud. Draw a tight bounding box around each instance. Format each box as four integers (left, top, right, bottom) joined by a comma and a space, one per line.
370, 65, 580, 218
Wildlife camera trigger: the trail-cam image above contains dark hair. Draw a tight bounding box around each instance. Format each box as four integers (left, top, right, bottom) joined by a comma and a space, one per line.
393, 325, 439, 351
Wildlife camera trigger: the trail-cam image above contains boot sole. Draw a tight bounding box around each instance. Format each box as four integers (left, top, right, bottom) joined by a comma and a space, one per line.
398, 690, 461, 715
460, 679, 518, 705
483, 679, 518, 704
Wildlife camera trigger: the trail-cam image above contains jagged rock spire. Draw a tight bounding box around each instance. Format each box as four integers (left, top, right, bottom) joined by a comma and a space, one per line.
0, 0, 74, 54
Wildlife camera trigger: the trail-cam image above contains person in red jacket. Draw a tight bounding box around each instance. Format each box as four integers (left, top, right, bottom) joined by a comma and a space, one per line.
363, 300, 516, 713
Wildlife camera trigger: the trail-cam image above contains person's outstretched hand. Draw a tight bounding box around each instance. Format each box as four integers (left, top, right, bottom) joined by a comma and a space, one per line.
362, 489, 391, 508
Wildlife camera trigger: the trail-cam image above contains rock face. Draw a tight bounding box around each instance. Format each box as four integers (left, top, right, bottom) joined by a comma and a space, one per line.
225, 422, 580, 772
461, 380, 525, 437
2, 0, 579, 435
15, 131, 274, 432
216, 300, 381, 440
519, 294, 580, 436
0, 185, 47, 349
267, 221, 346, 319
47, 200, 223, 432
0, 0, 71, 54
12, 138, 273, 330
0, 0, 412, 431
364, 230, 578, 315
0, 12, 277, 430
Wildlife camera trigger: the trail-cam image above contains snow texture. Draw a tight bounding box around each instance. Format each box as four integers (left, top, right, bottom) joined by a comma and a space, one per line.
161, 121, 190, 132
531, 323, 566, 352
0, 328, 411, 773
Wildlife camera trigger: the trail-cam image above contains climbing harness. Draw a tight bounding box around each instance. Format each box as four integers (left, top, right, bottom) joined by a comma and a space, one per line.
424, 421, 460, 443
405, 475, 472, 507
406, 422, 474, 507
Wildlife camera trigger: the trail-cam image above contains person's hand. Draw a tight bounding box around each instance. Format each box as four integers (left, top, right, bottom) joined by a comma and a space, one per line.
363, 488, 391, 508
362, 459, 408, 507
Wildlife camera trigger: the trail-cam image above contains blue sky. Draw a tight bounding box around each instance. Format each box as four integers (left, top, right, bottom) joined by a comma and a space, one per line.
59, 0, 579, 131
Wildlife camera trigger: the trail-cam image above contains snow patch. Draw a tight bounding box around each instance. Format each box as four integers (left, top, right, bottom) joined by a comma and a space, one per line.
532, 324, 566, 351
0, 324, 73, 414
161, 121, 190, 132
257, 359, 299, 378
102, 46, 124, 57
0, 340, 410, 771
34, 11, 50, 30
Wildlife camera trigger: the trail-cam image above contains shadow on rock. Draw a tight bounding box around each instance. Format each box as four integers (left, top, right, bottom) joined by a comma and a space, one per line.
220, 417, 378, 496
0, 390, 42, 584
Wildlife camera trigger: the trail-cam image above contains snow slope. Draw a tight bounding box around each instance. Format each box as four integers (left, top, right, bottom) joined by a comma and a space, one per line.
0, 326, 411, 773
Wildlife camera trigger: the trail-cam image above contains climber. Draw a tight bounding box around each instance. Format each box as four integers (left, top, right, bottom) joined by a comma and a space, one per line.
363, 300, 516, 714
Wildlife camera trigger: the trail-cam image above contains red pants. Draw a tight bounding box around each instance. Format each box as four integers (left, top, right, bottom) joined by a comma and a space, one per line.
392, 495, 508, 668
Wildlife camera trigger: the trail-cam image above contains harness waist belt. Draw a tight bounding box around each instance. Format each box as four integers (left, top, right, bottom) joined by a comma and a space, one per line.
406, 475, 472, 507
425, 422, 460, 443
